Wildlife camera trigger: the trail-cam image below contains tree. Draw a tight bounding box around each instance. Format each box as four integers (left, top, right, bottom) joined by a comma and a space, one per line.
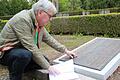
68, 0, 82, 11
80, 0, 120, 10
59, 0, 82, 12
8, 0, 30, 15
59, 0, 69, 11
0, 0, 30, 16
0, 0, 10, 16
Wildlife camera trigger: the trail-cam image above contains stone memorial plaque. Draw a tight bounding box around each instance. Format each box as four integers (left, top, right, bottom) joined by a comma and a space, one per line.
60, 38, 120, 70
56, 37, 120, 80
73, 38, 120, 71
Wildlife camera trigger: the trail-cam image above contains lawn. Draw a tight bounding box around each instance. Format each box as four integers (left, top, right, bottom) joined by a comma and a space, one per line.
41, 35, 95, 60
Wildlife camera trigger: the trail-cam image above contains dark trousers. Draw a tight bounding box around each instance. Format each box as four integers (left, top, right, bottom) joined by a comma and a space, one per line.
0, 48, 49, 80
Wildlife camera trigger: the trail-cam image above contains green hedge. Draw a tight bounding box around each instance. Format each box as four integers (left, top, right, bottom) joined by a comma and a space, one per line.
50, 13, 120, 36
0, 20, 8, 31
59, 7, 120, 16
59, 10, 98, 16
1, 13, 120, 37
0, 20, 50, 32
0, 15, 13, 20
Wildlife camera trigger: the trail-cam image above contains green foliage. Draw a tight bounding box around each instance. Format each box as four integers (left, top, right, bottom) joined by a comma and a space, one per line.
50, 13, 120, 37
59, 7, 120, 16
59, 0, 82, 12
0, 20, 8, 31
0, 0, 9, 16
67, 0, 82, 11
59, 0, 120, 12
0, 15, 13, 20
80, 0, 120, 10
1, 13, 120, 38
0, 0, 30, 16
8, 0, 30, 15
85, 0, 120, 10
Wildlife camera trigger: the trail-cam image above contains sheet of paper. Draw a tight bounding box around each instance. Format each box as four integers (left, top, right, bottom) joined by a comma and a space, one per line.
49, 60, 79, 80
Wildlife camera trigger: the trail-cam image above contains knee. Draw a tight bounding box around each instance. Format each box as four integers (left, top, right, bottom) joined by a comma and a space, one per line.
19, 50, 32, 60
15, 49, 32, 61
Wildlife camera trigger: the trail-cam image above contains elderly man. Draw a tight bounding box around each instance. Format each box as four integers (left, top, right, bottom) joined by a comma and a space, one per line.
0, 0, 76, 80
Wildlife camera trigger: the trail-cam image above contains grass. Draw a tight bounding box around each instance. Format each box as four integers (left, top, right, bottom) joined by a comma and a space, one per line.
41, 35, 95, 60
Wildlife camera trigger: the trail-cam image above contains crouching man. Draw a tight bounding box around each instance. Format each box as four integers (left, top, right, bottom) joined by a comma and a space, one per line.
0, 0, 76, 80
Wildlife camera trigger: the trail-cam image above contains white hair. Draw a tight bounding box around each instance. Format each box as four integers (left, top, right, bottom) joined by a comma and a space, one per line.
32, 0, 57, 15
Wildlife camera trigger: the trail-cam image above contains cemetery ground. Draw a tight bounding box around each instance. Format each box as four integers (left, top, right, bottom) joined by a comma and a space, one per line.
0, 35, 120, 80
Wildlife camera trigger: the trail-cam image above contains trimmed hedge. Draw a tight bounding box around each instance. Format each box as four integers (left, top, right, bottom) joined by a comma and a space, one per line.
1, 13, 120, 37
0, 15, 13, 20
50, 13, 120, 36
0, 20, 50, 32
59, 10, 98, 16
0, 20, 8, 31
58, 7, 120, 16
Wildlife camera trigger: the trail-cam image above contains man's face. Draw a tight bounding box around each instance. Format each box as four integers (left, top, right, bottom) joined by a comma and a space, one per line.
36, 10, 53, 27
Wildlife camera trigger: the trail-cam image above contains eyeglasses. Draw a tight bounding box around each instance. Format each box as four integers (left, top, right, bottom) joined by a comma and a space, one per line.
43, 11, 53, 21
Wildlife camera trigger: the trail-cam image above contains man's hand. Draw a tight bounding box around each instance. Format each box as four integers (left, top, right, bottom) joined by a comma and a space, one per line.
64, 49, 77, 59
48, 66, 60, 76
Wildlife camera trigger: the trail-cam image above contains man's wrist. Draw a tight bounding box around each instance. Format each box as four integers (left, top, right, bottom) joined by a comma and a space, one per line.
64, 48, 68, 54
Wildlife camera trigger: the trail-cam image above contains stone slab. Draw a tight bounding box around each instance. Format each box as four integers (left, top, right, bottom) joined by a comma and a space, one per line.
54, 37, 120, 80
60, 37, 120, 71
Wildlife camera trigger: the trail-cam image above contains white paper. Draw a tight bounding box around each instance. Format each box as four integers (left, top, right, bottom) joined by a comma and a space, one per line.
49, 60, 79, 80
